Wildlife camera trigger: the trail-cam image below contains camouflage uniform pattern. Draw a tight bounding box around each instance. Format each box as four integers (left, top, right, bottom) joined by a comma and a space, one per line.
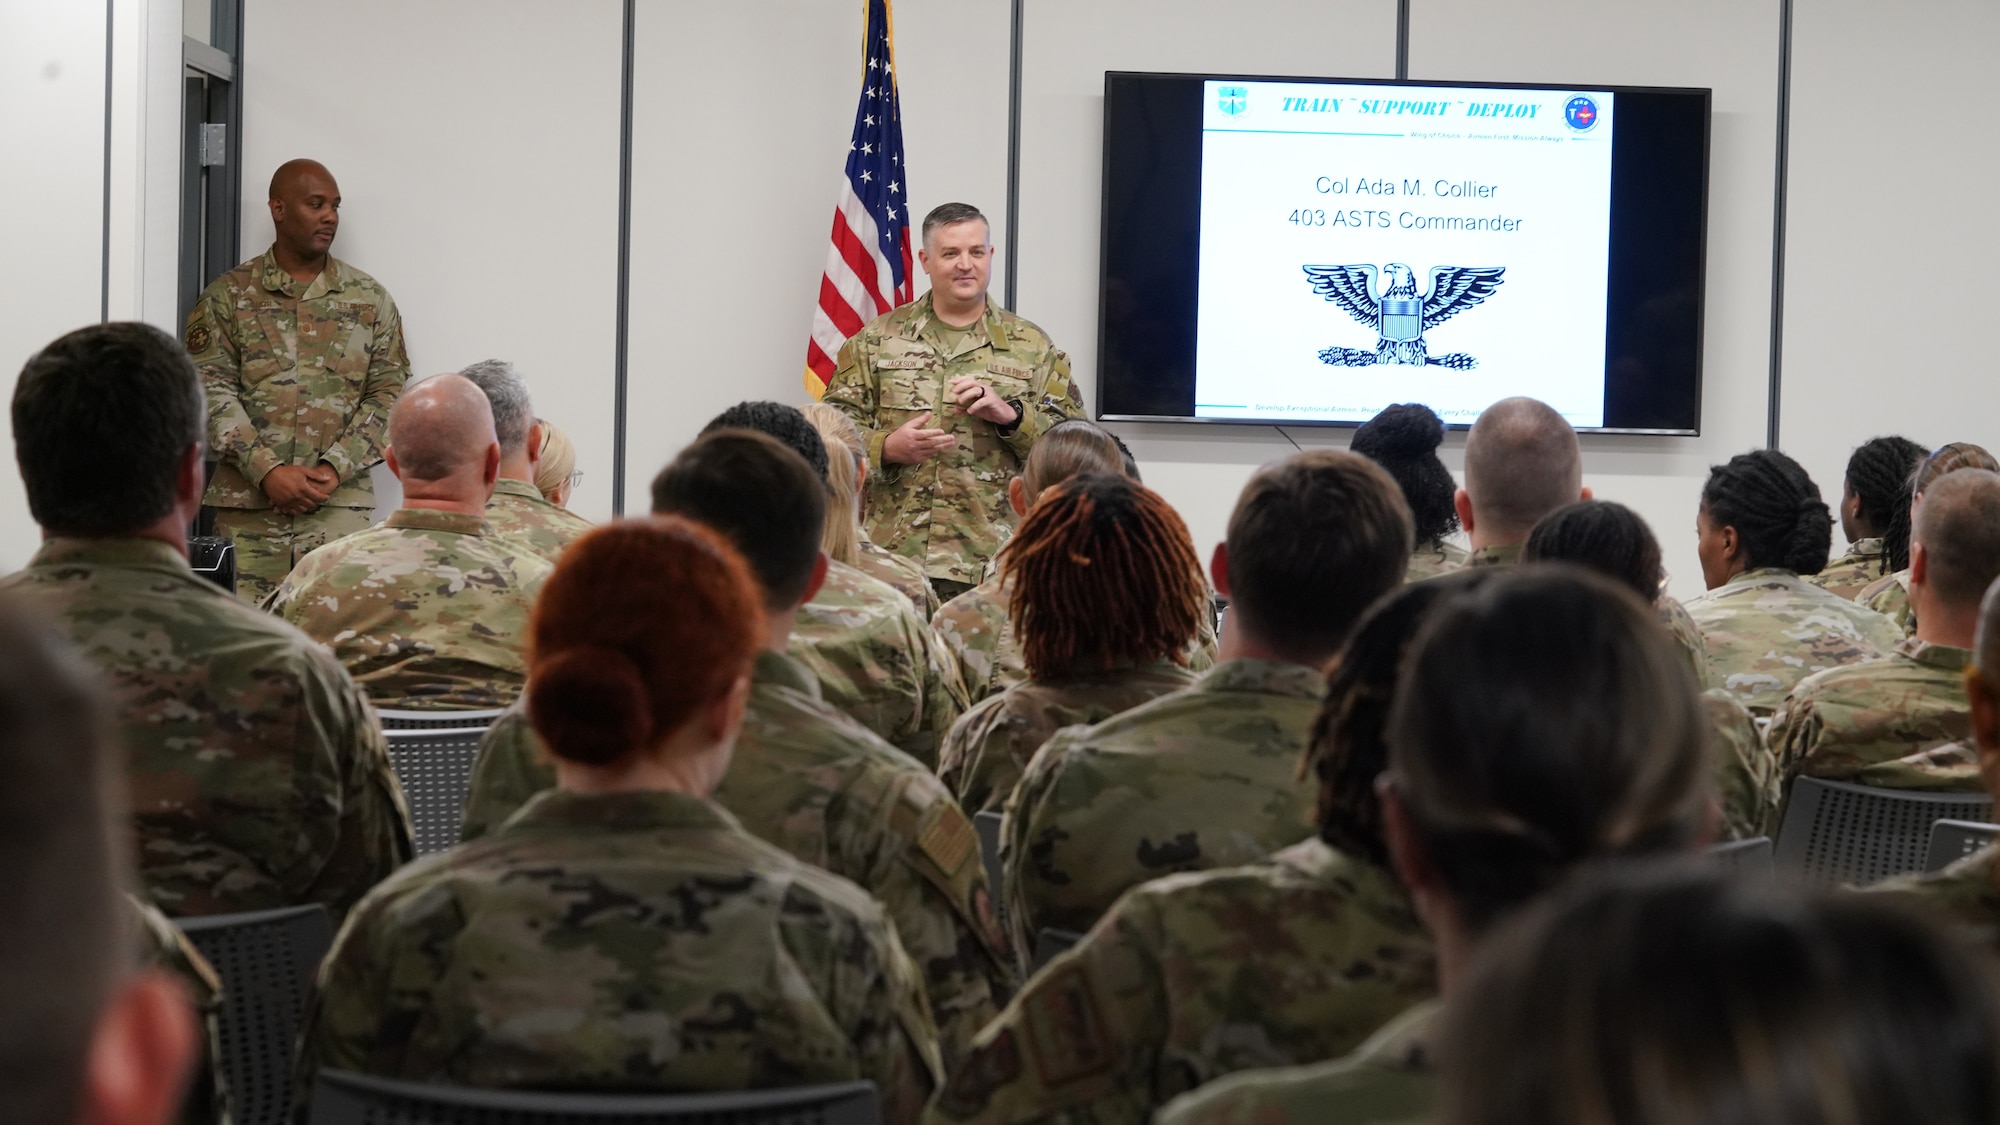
1805, 537, 1893, 601
461, 651, 1012, 1066
1705, 688, 1781, 840
1860, 570, 1918, 635
185, 249, 409, 599
1001, 659, 1323, 961
1684, 567, 1903, 716
1460, 543, 1522, 569
790, 560, 967, 768
1868, 847, 2000, 952
268, 509, 551, 710
932, 576, 1220, 707
1769, 639, 1978, 790
1404, 539, 1469, 582
860, 537, 942, 620
823, 292, 1086, 586
1152, 1000, 1440, 1125
210, 506, 374, 607
133, 896, 232, 1125
484, 477, 594, 564
1660, 596, 1715, 689
297, 789, 944, 1121
0, 538, 410, 919
938, 661, 1200, 815
924, 839, 1436, 1125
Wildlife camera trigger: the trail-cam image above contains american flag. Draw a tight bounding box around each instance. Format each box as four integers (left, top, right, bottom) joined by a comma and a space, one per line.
805, 0, 913, 399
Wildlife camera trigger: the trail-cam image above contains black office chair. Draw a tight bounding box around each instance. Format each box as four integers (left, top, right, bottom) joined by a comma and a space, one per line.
972, 810, 1006, 926
308, 1071, 881, 1125
177, 904, 335, 1125
1926, 819, 2000, 873
380, 718, 502, 856
1031, 928, 1084, 973
1775, 776, 1995, 885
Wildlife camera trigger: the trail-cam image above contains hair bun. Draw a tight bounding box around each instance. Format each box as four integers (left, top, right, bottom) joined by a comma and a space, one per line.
1351, 403, 1445, 462
527, 646, 653, 767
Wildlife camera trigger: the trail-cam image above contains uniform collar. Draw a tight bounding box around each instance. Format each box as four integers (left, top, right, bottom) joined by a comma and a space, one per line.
1196, 657, 1325, 700
491, 478, 552, 505
1723, 566, 1804, 589
1465, 543, 1521, 568
753, 648, 823, 700
904, 290, 1014, 353
504, 788, 744, 834
255, 245, 345, 299
1849, 537, 1886, 557
29, 536, 199, 580
1899, 637, 1975, 672
384, 508, 489, 537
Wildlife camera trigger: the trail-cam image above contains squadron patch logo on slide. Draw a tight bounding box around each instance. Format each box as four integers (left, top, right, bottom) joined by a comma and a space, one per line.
1565, 95, 1599, 131
1302, 262, 1505, 370
1217, 85, 1248, 117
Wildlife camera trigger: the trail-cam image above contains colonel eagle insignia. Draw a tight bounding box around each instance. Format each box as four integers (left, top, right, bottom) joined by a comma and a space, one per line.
1302, 262, 1505, 370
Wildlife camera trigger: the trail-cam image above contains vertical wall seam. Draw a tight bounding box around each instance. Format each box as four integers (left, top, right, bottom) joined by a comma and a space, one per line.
1766, 0, 1793, 450
1004, 0, 1025, 310
101, 0, 115, 321
612, 0, 636, 516
1396, 0, 1410, 80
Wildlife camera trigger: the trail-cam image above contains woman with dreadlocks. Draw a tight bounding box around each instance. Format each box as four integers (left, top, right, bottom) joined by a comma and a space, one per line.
937, 472, 1210, 815
1685, 449, 1903, 716
1805, 436, 1929, 601
1350, 403, 1467, 581
1859, 442, 2000, 635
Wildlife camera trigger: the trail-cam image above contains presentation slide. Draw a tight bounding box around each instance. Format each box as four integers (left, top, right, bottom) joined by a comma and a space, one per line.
1194, 80, 1615, 428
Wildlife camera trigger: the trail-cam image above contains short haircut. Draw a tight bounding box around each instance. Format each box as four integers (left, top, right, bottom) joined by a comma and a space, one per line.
1440, 862, 2000, 1125
700, 401, 829, 484
1700, 449, 1832, 575
1522, 500, 1664, 604
650, 430, 826, 612
528, 519, 763, 768
1351, 403, 1459, 547
12, 323, 204, 537
1311, 570, 1496, 866
1002, 473, 1208, 679
456, 359, 535, 455
922, 202, 989, 245
1978, 576, 2000, 690
1387, 568, 1709, 937
386, 374, 497, 482
1914, 470, 2000, 608
0, 596, 129, 1124
1462, 397, 1582, 537
1023, 420, 1128, 504
1224, 450, 1413, 663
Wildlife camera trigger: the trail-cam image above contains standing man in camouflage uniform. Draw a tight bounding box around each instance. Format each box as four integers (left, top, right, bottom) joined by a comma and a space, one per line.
457, 359, 594, 563
1002, 451, 1413, 955
823, 202, 1085, 600
1772, 469, 2000, 793
269, 374, 551, 710
1452, 396, 1589, 569
186, 159, 409, 604
3, 324, 410, 920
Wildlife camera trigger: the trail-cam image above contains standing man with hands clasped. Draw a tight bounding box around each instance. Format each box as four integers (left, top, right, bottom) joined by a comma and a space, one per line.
823, 202, 1084, 601
186, 158, 410, 603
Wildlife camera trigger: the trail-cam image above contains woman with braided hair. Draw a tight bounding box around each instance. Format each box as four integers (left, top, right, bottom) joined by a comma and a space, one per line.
1351, 403, 1467, 580
1860, 442, 2000, 634
1806, 435, 1928, 600
937, 472, 1209, 814
1686, 449, 1902, 716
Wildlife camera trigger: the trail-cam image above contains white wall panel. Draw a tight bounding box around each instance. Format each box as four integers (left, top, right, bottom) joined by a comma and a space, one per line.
622, 0, 1012, 497
241, 0, 623, 522
1411, 0, 1782, 601
1013, 0, 1400, 562
1779, 0, 2000, 546
0, 2, 109, 569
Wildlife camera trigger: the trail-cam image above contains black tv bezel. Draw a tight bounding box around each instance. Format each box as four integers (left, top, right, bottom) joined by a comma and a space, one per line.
1093, 70, 1714, 436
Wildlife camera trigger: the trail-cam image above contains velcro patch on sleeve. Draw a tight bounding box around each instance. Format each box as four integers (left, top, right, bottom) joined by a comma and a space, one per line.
1024, 964, 1117, 1087
919, 808, 977, 876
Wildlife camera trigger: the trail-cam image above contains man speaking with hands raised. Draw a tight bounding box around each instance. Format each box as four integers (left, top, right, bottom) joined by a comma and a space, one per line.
824, 202, 1084, 601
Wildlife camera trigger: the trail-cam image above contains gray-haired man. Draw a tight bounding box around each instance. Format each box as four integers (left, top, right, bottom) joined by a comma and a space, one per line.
457, 359, 593, 563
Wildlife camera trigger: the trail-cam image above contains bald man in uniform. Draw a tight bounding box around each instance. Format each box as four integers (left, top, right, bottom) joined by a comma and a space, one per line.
185, 159, 410, 603
267, 375, 550, 710
1453, 396, 1591, 569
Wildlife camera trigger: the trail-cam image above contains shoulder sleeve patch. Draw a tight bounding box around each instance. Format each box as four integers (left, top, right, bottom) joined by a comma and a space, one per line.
1024, 963, 1118, 1087
919, 807, 977, 876
185, 325, 210, 354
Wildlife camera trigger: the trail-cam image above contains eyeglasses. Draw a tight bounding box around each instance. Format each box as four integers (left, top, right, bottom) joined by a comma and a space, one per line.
567, 470, 585, 489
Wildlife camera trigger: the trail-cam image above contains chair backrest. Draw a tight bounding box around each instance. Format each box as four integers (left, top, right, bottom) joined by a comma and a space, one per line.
308, 1070, 881, 1125
376, 709, 507, 732
972, 811, 1005, 926
1775, 776, 1995, 886
1927, 819, 2000, 873
386, 727, 492, 856
1031, 928, 1084, 973
1708, 836, 1774, 874
178, 904, 335, 1125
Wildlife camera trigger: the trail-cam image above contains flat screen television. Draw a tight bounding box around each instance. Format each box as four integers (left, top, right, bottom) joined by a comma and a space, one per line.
1096, 72, 1711, 434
